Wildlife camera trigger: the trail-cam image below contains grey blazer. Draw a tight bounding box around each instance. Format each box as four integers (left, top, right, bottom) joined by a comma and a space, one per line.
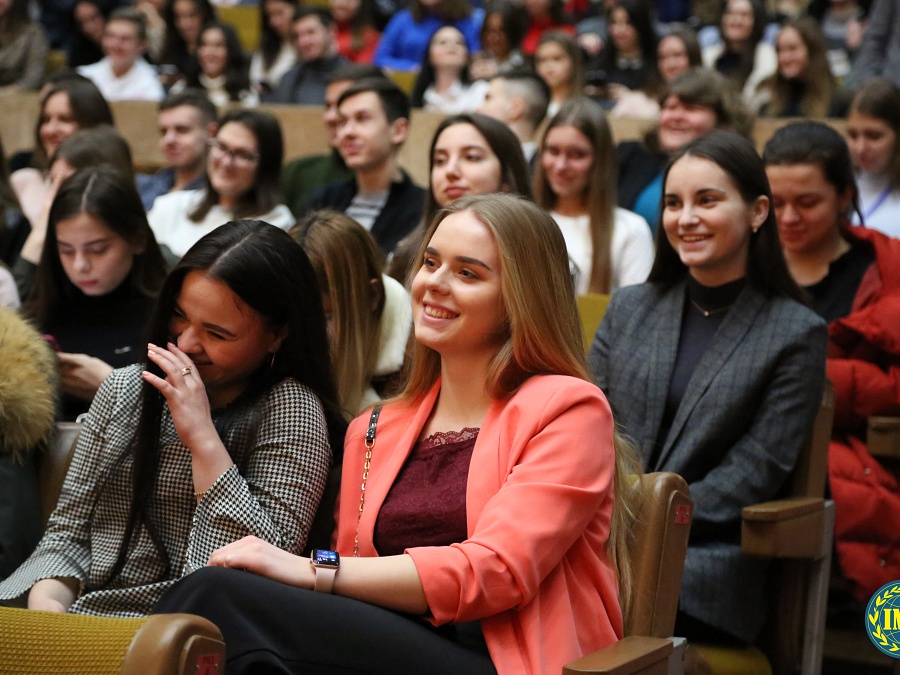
589, 280, 827, 643
846, 0, 900, 89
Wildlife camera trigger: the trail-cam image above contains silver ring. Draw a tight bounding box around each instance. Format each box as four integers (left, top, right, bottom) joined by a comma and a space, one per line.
180, 366, 192, 376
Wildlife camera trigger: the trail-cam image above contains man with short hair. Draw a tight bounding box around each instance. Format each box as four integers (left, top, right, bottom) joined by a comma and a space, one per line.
281, 64, 385, 217
478, 69, 550, 165
306, 78, 424, 254
77, 7, 164, 101
136, 89, 218, 211
269, 7, 347, 105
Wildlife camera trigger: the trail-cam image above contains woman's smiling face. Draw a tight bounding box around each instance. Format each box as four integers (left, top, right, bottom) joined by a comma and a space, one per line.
663, 154, 768, 286
170, 270, 285, 407
411, 210, 506, 361
541, 124, 594, 202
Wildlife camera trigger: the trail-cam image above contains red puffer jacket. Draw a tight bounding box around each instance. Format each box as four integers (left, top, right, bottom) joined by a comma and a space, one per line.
828, 226, 900, 601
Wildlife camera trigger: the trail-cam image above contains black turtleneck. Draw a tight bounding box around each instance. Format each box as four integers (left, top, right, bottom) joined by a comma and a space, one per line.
43, 275, 155, 420
804, 238, 875, 323
650, 275, 746, 468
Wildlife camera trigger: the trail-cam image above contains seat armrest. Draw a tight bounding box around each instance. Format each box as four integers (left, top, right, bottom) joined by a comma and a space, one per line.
742, 497, 828, 558
0, 608, 224, 675
120, 613, 224, 674
742, 497, 822, 522
869, 416, 900, 460
563, 635, 675, 675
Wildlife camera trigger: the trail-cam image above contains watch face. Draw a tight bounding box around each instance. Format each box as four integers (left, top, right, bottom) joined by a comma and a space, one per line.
311, 549, 340, 566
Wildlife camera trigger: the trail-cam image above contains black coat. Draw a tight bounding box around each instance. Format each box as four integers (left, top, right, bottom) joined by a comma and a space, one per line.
616, 140, 667, 212
307, 171, 425, 255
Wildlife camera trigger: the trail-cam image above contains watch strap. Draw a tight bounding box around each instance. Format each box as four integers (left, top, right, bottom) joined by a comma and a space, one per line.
313, 565, 337, 593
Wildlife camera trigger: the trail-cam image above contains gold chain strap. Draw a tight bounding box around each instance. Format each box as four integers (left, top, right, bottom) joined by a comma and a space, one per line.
354, 406, 382, 557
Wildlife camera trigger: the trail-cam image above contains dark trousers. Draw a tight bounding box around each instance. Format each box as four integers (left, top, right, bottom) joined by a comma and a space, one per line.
154, 567, 498, 675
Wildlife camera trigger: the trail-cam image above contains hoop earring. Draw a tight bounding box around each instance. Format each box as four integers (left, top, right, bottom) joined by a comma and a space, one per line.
268, 351, 276, 370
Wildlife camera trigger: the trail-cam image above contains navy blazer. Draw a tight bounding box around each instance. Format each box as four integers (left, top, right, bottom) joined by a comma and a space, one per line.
589, 280, 827, 642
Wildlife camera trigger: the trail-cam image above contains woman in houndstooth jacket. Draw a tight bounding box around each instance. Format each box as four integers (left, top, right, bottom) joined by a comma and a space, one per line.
0, 220, 345, 617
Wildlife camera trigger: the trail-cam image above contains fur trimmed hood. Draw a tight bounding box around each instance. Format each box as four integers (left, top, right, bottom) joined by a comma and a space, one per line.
0, 308, 58, 460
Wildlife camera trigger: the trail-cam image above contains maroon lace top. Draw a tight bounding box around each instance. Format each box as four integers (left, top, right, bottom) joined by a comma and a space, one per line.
373, 428, 479, 557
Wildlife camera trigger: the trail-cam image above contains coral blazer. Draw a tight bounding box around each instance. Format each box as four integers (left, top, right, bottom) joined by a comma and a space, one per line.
335, 375, 623, 675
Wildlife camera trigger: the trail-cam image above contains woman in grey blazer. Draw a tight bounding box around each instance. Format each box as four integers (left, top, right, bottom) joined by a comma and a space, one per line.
590, 131, 828, 646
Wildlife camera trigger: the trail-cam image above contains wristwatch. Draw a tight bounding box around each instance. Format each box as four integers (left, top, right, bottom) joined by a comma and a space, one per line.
310, 549, 340, 593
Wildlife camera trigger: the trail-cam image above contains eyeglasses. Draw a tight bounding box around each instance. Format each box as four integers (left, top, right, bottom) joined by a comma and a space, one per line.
208, 138, 259, 167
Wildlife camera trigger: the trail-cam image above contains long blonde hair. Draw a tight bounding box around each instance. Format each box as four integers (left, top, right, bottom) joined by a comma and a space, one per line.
534, 98, 617, 294
400, 193, 640, 617
294, 210, 387, 415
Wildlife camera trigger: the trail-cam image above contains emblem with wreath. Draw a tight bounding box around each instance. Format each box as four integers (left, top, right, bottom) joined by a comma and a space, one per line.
867, 582, 900, 657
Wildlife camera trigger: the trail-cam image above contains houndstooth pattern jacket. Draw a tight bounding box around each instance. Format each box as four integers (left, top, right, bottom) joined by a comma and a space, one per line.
0, 364, 332, 617
590, 280, 827, 643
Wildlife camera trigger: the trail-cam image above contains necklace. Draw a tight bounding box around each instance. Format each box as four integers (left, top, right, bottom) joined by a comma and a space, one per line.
689, 298, 732, 317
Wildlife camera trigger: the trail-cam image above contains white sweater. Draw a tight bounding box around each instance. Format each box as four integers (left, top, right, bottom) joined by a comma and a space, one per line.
148, 189, 295, 258
550, 207, 655, 295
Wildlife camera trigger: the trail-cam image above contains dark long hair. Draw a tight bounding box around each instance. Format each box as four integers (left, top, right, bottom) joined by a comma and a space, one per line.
105, 220, 346, 584
190, 108, 284, 222
718, 0, 768, 88
648, 130, 806, 303
424, 112, 531, 224
728, 0, 766, 47
411, 27, 473, 108
647, 29, 701, 97
480, 0, 527, 58
28, 166, 166, 326
603, 0, 658, 70
32, 78, 115, 169
67, 0, 113, 67
51, 125, 136, 182
335, 0, 378, 53
188, 21, 250, 101
161, 0, 217, 74
760, 17, 834, 118
762, 121, 862, 232
258, 0, 298, 70
0, 135, 19, 212
388, 112, 530, 283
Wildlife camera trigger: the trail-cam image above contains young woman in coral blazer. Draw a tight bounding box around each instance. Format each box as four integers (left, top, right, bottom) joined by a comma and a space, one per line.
155, 193, 640, 675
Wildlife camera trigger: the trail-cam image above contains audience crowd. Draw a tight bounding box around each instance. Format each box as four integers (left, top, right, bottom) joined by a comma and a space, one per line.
0, 0, 898, 673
